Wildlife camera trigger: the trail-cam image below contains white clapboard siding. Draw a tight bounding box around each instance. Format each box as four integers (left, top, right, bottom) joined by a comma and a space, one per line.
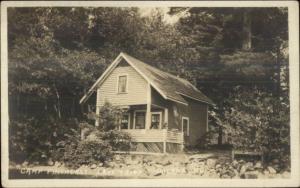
97, 64, 147, 107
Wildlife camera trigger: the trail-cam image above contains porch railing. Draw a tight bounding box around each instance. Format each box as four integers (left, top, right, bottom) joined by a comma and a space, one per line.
122, 129, 184, 144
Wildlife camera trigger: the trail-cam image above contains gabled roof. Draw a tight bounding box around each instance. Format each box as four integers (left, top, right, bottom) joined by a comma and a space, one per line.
80, 52, 213, 105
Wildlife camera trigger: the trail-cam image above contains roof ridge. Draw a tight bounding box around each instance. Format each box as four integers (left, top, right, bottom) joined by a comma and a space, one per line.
121, 52, 196, 89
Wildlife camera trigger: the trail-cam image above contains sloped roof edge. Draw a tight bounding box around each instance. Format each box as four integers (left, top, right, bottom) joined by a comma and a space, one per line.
80, 52, 186, 105
80, 52, 213, 106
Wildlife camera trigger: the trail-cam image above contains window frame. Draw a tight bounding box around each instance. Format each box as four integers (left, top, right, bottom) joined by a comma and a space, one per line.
150, 111, 162, 129
117, 74, 128, 94
133, 110, 163, 129
120, 113, 130, 130
182, 116, 190, 136
133, 110, 146, 129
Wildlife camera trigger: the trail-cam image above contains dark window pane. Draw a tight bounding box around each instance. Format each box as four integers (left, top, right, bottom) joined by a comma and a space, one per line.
121, 114, 129, 129
118, 76, 127, 93
151, 114, 160, 129
135, 112, 145, 129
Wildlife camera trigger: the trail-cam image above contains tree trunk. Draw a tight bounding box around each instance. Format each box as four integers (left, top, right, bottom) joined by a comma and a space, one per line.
276, 46, 281, 98
242, 10, 252, 51
53, 84, 62, 119
218, 126, 223, 145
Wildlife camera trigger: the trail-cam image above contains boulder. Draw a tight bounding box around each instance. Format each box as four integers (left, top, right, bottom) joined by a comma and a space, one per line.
240, 164, 248, 174
98, 162, 104, 167
114, 155, 121, 161
215, 164, 222, 169
206, 159, 217, 168
47, 159, 54, 166
254, 161, 263, 169
267, 166, 277, 174
90, 164, 97, 169
246, 162, 253, 168
189, 154, 213, 161
263, 169, 270, 175
232, 160, 239, 168
281, 171, 290, 178
54, 161, 61, 167
243, 171, 259, 179
272, 159, 280, 164
126, 159, 139, 166
158, 160, 171, 166
153, 172, 162, 176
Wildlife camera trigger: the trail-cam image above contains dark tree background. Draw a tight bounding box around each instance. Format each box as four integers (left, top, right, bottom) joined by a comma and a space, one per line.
8, 7, 289, 163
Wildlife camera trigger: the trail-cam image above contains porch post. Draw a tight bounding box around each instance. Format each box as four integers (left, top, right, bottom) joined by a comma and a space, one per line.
164, 108, 168, 128
163, 129, 167, 153
145, 83, 151, 129
95, 106, 100, 127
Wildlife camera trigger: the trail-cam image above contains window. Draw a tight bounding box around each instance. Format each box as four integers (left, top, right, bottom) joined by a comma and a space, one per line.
134, 111, 145, 129
182, 117, 189, 136
151, 112, 161, 129
118, 75, 127, 93
120, 114, 130, 129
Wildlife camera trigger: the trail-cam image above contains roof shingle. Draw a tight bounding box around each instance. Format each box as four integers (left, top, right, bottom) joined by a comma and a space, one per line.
122, 53, 213, 105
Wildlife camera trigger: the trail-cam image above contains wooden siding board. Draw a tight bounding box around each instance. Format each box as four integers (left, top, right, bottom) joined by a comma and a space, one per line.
185, 98, 208, 146
167, 98, 208, 146
97, 63, 148, 107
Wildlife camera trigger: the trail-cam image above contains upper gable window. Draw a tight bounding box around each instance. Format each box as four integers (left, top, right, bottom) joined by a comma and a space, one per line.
118, 75, 127, 93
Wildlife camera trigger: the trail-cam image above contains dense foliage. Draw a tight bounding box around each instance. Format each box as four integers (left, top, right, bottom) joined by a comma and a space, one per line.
7, 7, 289, 167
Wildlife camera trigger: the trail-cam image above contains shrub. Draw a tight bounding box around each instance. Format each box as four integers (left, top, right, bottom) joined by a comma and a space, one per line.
204, 86, 290, 168
57, 124, 132, 169
9, 116, 78, 163
58, 128, 113, 169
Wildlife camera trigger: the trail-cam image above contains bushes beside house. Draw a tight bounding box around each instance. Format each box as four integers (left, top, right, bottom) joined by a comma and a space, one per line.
9, 102, 133, 168
200, 86, 290, 169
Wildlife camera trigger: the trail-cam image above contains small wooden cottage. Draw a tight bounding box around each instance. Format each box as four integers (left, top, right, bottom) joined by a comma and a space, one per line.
80, 52, 213, 153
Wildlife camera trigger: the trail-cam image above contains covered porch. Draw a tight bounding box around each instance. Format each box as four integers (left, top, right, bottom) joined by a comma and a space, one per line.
117, 104, 184, 153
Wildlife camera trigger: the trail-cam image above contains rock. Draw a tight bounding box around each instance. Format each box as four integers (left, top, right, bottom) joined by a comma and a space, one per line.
221, 174, 231, 179
243, 171, 259, 179
153, 172, 162, 176
206, 159, 217, 168
158, 160, 171, 166
114, 155, 121, 161
189, 154, 213, 161
273, 164, 280, 172
272, 159, 280, 164
238, 159, 245, 164
240, 164, 248, 174
54, 161, 61, 167
126, 159, 139, 165
232, 160, 239, 168
281, 171, 290, 178
90, 164, 97, 169
22, 161, 29, 167
246, 162, 253, 167
98, 162, 103, 167
254, 161, 263, 169
47, 159, 54, 166
233, 169, 239, 176
263, 169, 270, 175
33, 161, 39, 165
267, 166, 277, 174
215, 164, 222, 169
109, 161, 119, 168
